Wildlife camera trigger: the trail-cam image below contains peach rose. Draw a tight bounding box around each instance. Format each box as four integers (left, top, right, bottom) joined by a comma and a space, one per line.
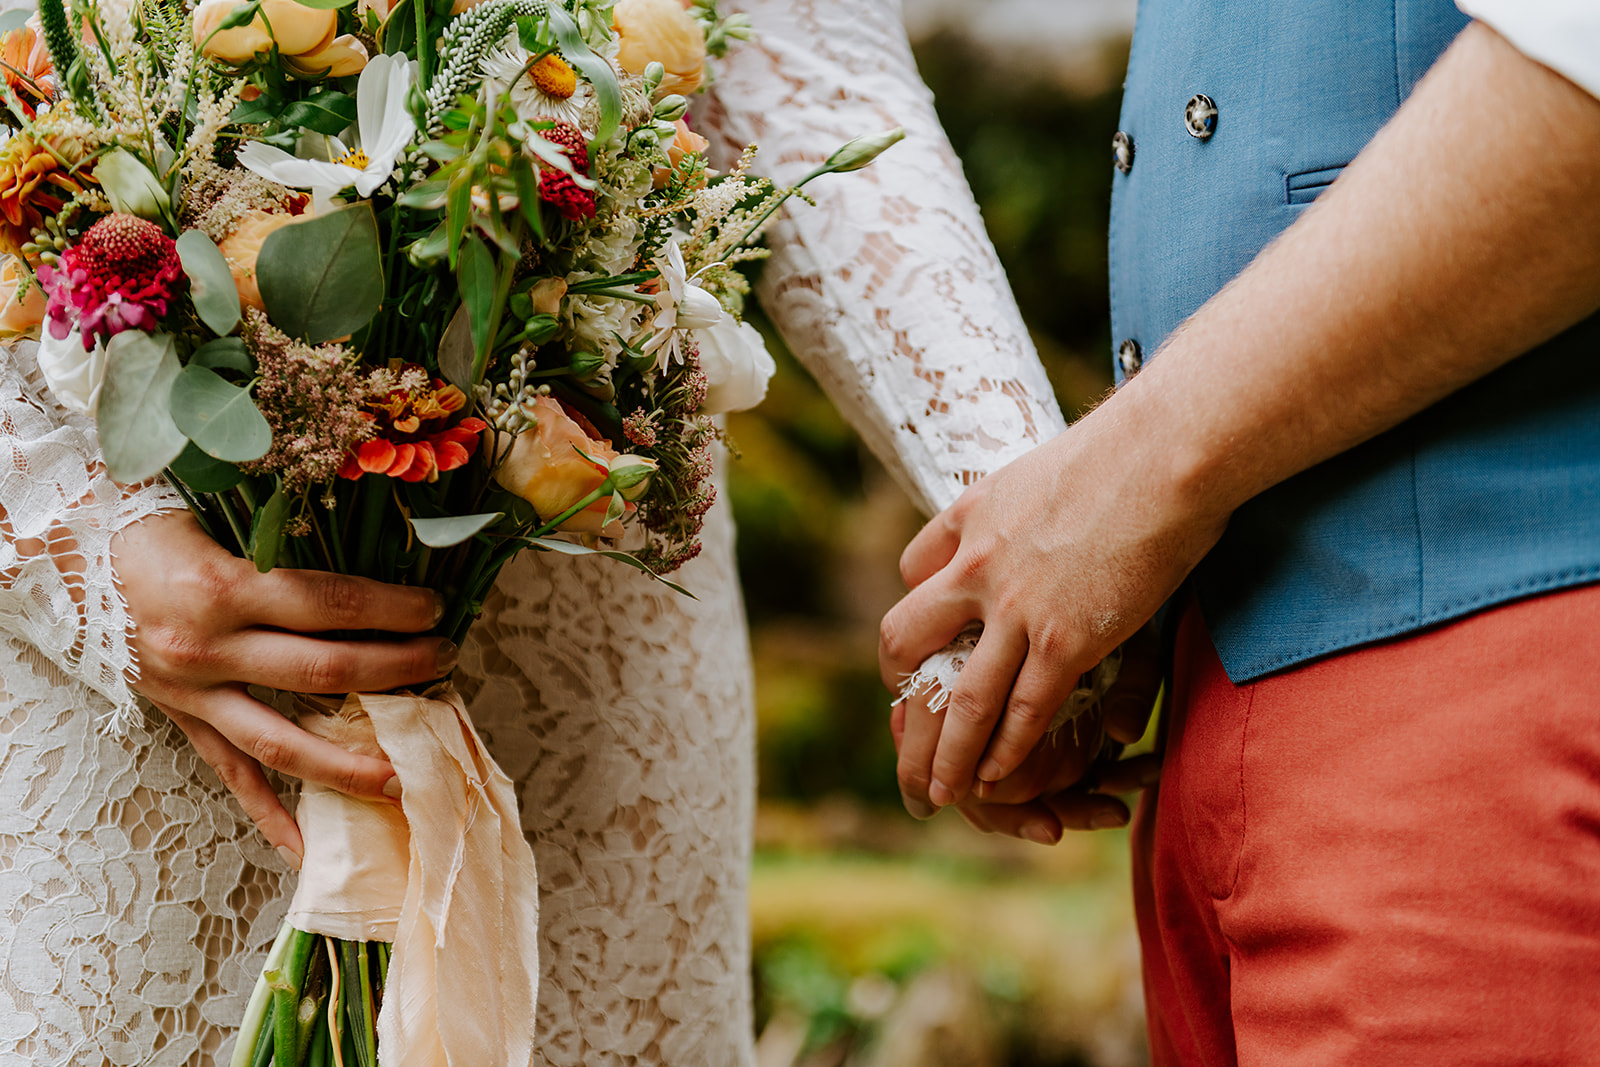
613, 0, 705, 96
653, 118, 709, 188
0, 256, 45, 336
0, 23, 54, 116
193, 0, 365, 76
218, 210, 297, 312
494, 396, 625, 535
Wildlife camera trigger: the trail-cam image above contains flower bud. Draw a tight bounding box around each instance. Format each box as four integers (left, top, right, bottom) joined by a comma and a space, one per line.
568, 348, 608, 378
677, 283, 723, 330
642, 61, 665, 93
607, 455, 657, 501
820, 126, 906, 174
652, 94, 688, 122
95, 149, 170, 220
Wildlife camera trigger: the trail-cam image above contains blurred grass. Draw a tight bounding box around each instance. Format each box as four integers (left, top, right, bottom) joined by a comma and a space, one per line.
730, 30, 1142, 1067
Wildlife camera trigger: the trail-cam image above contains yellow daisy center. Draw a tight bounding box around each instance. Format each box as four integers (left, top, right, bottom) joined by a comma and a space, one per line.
528, 54, 577, 100
335, 148, 370, 169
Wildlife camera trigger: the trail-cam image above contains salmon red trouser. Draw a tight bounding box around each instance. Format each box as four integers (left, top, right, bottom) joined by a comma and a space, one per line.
1134, 585, 1600, 1066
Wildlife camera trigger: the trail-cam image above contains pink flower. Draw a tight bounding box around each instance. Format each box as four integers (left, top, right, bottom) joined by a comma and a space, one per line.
38, 214, 183, 351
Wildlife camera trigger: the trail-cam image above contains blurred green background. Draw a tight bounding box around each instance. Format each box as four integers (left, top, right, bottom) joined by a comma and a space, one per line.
728, 23, 1148, 1067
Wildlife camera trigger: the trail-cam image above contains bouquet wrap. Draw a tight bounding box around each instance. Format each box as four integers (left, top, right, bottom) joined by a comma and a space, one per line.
290, 686, 541, 1067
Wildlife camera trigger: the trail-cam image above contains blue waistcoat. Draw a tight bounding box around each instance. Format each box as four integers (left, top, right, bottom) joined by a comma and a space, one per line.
1109, 0, 1600, 682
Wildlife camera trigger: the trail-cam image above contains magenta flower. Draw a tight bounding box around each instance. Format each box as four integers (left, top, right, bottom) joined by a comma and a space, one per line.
38, 214, 183, 351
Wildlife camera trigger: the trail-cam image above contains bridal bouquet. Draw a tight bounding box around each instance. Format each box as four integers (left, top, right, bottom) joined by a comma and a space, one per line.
0, 0, 898, 1059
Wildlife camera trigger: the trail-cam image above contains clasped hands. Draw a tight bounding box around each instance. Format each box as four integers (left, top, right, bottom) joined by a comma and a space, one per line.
879, 418, 1226, 841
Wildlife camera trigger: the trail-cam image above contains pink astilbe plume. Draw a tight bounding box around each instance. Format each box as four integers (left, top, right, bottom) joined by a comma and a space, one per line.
38, 214, 184, 350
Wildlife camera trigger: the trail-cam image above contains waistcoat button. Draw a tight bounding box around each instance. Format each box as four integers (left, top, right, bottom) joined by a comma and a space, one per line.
1118, 338, 1143, 377
1112, 131, 1135, 174
1184, 93, 1218, 139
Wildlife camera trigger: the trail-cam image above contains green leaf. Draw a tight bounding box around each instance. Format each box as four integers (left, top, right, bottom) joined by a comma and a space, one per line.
191, 337, 253, 374
407, 221, 451, 266
170, 364, 272, 462
169, 441, 245, 493
523, 537, 694, 597
286, 0, 356, 9
280, 91, 359, 134
228, 95, 279, 125
251, 485, 290, 573
456, 235, 495, 365
510, 155, 545, 243
176, 230, 241, 337
546, 5, 621, 144
396, 178, 449, 209
410, 512, 503, 548
445, 171, 471, 270
96, 332, 187, 483
257, 203, 384, 343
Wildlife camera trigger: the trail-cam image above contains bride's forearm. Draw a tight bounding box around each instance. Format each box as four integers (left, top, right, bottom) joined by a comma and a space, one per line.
1112, 22, 1600, 532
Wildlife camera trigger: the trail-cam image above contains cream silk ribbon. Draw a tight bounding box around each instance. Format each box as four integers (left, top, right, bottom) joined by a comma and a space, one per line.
288, 685, 541, 1067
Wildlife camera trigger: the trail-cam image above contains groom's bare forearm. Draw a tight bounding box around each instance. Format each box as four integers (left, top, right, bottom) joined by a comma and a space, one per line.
1117, 21, 1600, 530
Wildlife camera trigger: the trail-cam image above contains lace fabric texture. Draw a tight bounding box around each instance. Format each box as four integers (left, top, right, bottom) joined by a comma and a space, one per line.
0, 0, 1068, 1063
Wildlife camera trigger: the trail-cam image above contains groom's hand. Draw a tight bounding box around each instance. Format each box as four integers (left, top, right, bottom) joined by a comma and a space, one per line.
879, 421, 1223, 811
115, 511, 452, 867
893, 619, 1165, 835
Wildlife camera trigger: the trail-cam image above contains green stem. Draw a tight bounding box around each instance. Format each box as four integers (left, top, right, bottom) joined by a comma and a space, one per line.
355, 476, 389, 580
414, 0, 431, 90
269, 929, 317, 1067
231, 922, 294, 1067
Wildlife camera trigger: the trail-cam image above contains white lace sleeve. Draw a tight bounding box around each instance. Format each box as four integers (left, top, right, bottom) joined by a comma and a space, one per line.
700, 0, 1069, 517
0, 340, 184, 731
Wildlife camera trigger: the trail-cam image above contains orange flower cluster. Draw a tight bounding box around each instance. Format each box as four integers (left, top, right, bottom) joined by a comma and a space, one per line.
0, 23, 55, 117
338, 368, 488, 482
0, 131, 95, 261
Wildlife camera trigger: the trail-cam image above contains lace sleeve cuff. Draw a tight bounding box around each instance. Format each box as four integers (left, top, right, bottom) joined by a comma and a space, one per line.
1, 340, 184, 730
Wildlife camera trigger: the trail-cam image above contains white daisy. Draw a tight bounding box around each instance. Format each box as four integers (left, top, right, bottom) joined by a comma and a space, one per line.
481, 33, 595, 132
236, 53, 417, 206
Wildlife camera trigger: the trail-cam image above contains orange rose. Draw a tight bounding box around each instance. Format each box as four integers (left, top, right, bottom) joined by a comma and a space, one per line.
0, 256, 45, 336
218, 210, 297, 312
193, 0, 366, 76
613, 0, 705, 96
494, 396, 629, 535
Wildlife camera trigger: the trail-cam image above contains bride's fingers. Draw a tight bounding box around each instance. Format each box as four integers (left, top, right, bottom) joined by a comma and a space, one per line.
247, 566, 442, 635
223, 631, 454, 695
957, 798, 1063, 845
898, 508, 961, 590
198, 686, 396, 799
161, 704, 305, 864
1044, 790, 1132, 832
926, 624, 1026, 807
1086, 753, 1163, 796
1104, 624, 1163, 744
896, 692, 946, 820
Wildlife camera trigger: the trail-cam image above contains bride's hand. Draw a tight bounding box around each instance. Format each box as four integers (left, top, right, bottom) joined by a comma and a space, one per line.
878, 413, 1224, 810
113, 510, 452, 867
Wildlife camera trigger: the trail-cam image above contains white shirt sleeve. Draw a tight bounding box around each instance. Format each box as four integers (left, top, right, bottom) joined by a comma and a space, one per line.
1457, 0, 1600, 100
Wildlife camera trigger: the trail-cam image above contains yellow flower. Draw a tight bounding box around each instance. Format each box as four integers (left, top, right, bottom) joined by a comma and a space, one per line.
0, 256, 45, 336
218, 210, 297, 312
193, 0, 367, 78
613, 0, 705, 96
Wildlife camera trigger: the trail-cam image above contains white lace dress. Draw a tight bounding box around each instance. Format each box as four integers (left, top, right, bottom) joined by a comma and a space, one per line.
0, 0, 1067, 1063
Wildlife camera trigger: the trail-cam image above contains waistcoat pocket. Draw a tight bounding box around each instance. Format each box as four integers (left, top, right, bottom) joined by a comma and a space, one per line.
1285, 164, 1347, 206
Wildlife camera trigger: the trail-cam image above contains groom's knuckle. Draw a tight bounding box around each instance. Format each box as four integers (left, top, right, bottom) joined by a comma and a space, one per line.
944, 690, 992, 730
314, 574, 370, 627
299, 647, 351, 694
878, 613, 908, 662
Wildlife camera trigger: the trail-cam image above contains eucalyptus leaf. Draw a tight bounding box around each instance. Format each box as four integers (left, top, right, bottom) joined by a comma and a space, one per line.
251, 485, 290, 573
523, 537, 694, 597
96, 332, 187, 484
456, 235, 495, 364
281, 91, 359, 134
257, 203, 383, 343
169, 441, 245, 493
546, 4, 621, 144
410, 512, 504, 548
437, 304, 474, 392
176, 230, 241, 337
170, 364, 272, 462
510, 155, 545, 243
191, 337, 253, 374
